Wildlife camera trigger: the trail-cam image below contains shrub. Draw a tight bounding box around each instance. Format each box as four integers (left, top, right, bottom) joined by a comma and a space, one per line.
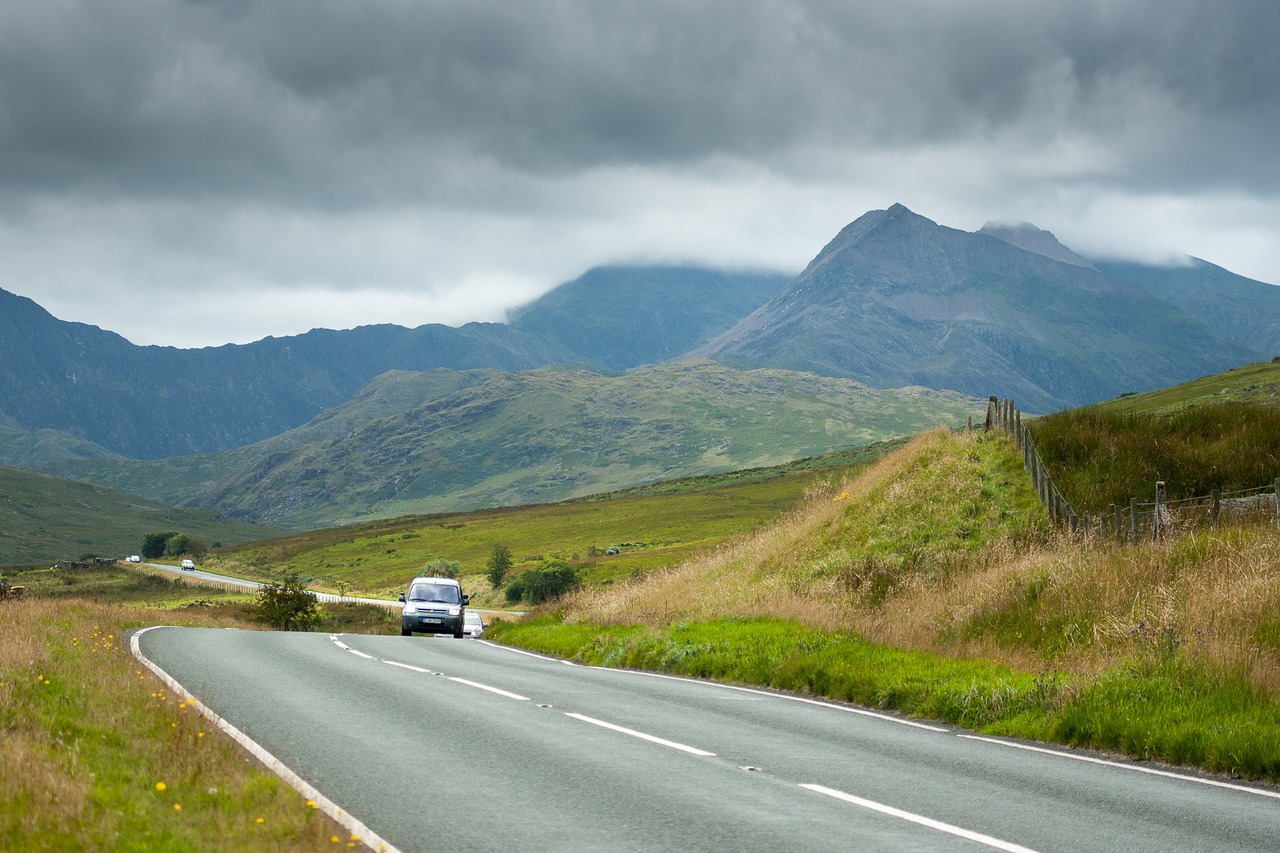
420, 557, 461, 579
256, 570, 321, 631
505, 558, 579, 605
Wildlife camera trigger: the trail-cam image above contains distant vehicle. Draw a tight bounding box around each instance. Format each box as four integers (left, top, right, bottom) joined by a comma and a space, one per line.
127, 555, 141, 563
399, 576, 468, 637
180, 559, 195, 571
462, 610, 485, 638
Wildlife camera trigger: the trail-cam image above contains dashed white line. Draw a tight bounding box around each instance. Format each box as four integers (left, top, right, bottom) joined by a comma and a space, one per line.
801, 784, 1040, 853
448, 677, 530, 701
565, 713, 717, 756
960, 735, 1280, 801
382, 660, 430, 674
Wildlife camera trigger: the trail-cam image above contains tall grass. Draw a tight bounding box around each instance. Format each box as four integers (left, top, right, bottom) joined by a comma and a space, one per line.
1030, 402, 1280, 512
493, 427, 1280, 778
0, 569, 365, 851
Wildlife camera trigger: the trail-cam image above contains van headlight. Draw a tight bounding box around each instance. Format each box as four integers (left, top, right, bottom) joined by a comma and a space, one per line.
448, 606, 462, 616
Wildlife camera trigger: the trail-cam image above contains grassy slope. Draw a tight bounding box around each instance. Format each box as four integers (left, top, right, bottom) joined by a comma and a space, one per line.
214, 441, 902, 606
0, 465, 282, 567
491, 426, 1280, 780
0, 564, 390, 850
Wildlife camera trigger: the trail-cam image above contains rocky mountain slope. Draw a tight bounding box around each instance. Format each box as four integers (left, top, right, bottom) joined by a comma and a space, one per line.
698, 204, 1259, 412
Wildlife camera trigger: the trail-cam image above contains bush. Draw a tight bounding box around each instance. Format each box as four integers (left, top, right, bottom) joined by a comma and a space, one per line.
256, 570, 321, 631
505, 558, 579, 605
420, 557, 461, 579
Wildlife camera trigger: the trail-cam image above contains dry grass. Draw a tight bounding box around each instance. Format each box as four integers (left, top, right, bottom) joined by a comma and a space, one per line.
556, 428, 1280, 695
0, 595, 350, 850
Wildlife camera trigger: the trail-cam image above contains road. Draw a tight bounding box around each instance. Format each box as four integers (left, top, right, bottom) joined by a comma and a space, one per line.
142, 561, 398, 608
133, 627, 1280, 853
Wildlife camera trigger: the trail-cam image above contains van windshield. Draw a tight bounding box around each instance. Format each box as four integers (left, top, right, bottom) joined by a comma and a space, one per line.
408, 583, 459, 604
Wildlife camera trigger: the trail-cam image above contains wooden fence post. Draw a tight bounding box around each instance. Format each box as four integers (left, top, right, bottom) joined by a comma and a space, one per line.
1129, 497, 1138, 543
1153, 481, 1167, 542
986, 396, 998, 431
1113, 504, 1123, 543
1275, 478, 1280, 530
1211, 489, 1221, 529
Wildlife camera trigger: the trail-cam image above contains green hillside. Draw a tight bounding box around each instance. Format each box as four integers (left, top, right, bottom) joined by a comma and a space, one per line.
0, 465, 282, 566
213, 441, 901, 602
192, 360, 984, 528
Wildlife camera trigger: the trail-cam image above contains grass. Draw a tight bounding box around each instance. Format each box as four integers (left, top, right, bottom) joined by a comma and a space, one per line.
488, 427, 1280, 781
0, 563, 396, 851
213, 440, 901, 608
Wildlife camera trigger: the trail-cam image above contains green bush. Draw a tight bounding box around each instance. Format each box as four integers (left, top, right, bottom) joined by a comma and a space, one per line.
256, 570, 321, 631
420, 557, 461, 579
505, 558, 579, 604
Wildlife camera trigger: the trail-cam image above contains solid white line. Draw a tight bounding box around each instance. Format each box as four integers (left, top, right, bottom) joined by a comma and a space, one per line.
447, 677, 530, 701
959, 735, 1280, 801
478, 640, 578, 665
130, 627, 400, 853
565, 713, 716, 756
800, 784, 1040, 853
592, 665, 949, 732
382, 660, 431, 674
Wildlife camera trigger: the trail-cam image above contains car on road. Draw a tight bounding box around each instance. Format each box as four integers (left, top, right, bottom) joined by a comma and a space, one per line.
180, 559, 195, 571
462, 610, 485, 638
399, 576, 469, 637
127, 555, 141, 563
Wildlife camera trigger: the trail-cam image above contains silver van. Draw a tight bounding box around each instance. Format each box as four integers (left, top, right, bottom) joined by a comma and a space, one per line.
399, 576, 469, 637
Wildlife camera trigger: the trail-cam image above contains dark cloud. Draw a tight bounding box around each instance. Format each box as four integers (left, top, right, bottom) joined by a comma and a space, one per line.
0, 0, 1277, 346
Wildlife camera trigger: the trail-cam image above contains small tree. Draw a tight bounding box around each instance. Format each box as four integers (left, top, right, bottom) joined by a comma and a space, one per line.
141, 531, 179, 559
486, 543, 513, 588
257, 570, 321, 631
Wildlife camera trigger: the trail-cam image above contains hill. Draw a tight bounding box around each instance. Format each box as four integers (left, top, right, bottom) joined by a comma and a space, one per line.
0, 286, 557, 459
0, 464, 281, 566
189, 360, 982, 528
699, 204, 1260, 412
506, 265, 791, 371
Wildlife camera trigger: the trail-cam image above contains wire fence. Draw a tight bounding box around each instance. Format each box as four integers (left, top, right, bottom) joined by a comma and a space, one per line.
983, 395, 1280, 544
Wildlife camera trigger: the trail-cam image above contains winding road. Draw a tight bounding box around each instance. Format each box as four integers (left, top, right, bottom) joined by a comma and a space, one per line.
131, 627, 1280, 852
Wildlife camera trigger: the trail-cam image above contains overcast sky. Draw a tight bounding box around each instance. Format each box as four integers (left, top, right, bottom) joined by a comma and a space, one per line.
3, 0, 1278, 348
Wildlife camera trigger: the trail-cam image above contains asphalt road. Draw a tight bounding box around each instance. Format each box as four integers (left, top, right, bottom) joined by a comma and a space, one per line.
133, 628, 1280, 853
142, 561, 398, 608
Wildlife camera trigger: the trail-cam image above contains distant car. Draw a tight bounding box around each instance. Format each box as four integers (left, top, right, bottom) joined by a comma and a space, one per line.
399, 576, 469, 637
127, 555, 141, 563
462, 610, 485, 638
180, 559, 195, 571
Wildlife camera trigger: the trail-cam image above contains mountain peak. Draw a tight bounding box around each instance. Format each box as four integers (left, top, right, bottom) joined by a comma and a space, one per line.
977, 221, 1095, 269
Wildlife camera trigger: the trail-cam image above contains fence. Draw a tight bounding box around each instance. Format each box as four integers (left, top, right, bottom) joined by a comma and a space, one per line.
984, 395, 1280, 543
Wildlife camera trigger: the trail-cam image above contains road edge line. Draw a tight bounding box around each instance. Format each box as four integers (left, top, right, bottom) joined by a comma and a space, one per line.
130, 626, 402, 853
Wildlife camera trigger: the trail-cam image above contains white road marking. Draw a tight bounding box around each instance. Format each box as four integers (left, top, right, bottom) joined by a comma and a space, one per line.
565, 713, 716, 756
448, 677, 530, 701
130, 627, 400, 853
960, 735, 1280, 800
478, 640, 578, 665
801, 784, 1040, 853
593, 666, 949, 732
382, 660, 430, 674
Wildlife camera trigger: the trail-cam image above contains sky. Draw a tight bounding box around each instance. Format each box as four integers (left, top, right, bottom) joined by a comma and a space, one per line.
3, 0, 1279, 348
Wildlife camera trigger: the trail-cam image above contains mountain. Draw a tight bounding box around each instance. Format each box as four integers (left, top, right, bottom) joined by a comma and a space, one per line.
698, 204, 1261, 412
507, 265, 792, 371
1093, 258, 1280, 359
184, 360, 984, 528
0, 286, 557, 458
0, 464, 280, 566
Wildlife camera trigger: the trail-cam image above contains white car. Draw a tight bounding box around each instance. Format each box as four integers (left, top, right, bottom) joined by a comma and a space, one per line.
462, 610, 486, 638
127, 555, 141, 563
180, 559, 195, 571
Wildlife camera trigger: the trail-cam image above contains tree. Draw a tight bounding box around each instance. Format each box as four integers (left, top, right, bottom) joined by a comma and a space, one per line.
486, 543, 513, 588
257, 570, 321, 631
141, 531, 179, 559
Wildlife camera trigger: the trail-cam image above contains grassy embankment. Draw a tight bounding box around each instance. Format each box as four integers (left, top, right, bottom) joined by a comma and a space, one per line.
212, 441, 902, 608
490, 420, 1280, 781
0, 564, 396, 851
